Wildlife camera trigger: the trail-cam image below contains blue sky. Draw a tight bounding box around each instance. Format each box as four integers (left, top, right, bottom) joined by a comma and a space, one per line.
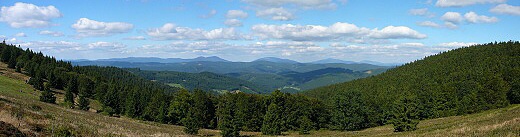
0, 0, 519, 63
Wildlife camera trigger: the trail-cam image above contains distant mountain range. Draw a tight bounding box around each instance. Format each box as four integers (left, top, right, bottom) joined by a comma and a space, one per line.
71, 56, 392, 93
72, 56, 401, 66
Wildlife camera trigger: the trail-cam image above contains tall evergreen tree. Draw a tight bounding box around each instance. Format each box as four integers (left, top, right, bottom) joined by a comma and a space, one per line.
218, 93, 241, 137
182, 108, 199, 135
78, 91, 90, 111
389, 96, 420, 132
261, 103, 282, 135
40, 83, 56, 104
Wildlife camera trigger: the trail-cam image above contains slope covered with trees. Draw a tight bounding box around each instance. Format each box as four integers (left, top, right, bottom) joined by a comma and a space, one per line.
306, 41, 520, 131
125, 68, 266, 94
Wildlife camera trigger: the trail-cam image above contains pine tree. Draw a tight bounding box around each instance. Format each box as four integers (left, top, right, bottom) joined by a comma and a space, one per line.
78, 91, 90, 111
389, 96, 420, 132
261, 103, 282, 135
7, 56, 16, 68
218, 94, 241, 137
40, 83, 56, 104
182, 109, 199, 135
168, 89, 192, 124
65, 77, 78, 108
1, 46, 10, 62
298, 116, 312, 135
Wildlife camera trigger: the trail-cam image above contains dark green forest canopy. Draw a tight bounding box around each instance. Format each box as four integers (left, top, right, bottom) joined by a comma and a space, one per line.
306, 41, 520, 126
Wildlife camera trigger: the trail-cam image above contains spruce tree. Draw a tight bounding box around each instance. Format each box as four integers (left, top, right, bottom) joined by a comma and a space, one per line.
389, 96, 420, 132
65, 86, 75, 108
218, 94, 241, 137
78, 91, 90, 111
261, 103, 282, 135
298, 116, 312, 135
40, 83, 56, 104
182, 109, 199, 135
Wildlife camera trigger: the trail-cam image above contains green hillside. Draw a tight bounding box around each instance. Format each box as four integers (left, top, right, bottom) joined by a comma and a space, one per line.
125, 68, 266, 94
306, 41, 520, 130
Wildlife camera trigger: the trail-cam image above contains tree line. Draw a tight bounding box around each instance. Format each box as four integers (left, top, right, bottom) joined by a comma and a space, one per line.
2, 40, 519, 136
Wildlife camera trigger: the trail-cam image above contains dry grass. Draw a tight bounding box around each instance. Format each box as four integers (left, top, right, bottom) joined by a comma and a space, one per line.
1, 62, 519, 137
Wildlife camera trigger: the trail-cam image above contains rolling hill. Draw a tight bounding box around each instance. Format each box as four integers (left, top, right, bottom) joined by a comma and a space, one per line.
125, 68, 266, 94
305, 41, 520, 130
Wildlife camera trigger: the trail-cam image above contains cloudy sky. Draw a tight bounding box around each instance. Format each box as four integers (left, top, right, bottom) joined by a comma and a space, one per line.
0, 0, 519, 63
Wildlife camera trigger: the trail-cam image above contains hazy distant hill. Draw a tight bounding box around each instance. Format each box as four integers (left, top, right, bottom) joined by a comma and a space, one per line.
253, 57, 300, 64
73, 57, 390, 93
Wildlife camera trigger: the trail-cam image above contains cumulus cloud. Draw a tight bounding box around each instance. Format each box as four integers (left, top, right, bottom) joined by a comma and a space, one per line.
18, 41, 82, 52
409, 8, 435, 17
226, 10, 248, 18
87, 41, 126, 51
71, 18, 134, 37
251, 22, 426, 41
224, 19, 243, 27
39, 30, 64, 37
256, 7, 295, 21
417, 21, 441, 28
14, 32, 26, 37
241, 0, 337, 9
490, 4, 520, 15
369, 26, 427, 39
123, 36, 146, 40
435, 0, 506, 7
146, 23, 246, 40
0, 2, 62, 28
464, 12, 498, 23
441, 12, 464, 24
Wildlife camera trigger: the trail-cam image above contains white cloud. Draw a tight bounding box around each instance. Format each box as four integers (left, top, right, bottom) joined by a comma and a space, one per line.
490, 4, 520, 16
369, 26, 427, 39
438, 42, 478, 48
417, 21, 441, 28
124, 36, 146, 40
200, 9, 217, 18
409, 8, 435, 17
241, 0, 336, 9
444, 22, 458, 29
14, 32, 26, 37
464, 12, 498, 23
146, 23, 246, 40
71, 18, 134, 37
256, 7, 295, 21
251, 22, 425, 41
18, 41, 82, 52
226, 10, 248, 18
435, 0, 506, 7
0, 2, 62, 28
87, 41, 126, 51
224, 19, 243, 27
441, 12, 464, 24
39, 30, 64, 37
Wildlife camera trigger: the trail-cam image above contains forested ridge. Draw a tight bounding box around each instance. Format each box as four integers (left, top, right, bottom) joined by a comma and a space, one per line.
306, 41, 520, 131
1, 40, 519, 136
125, 68, 266, 94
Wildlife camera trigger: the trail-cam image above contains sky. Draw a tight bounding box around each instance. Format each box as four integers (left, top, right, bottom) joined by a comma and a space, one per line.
0, 0, 519, 63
